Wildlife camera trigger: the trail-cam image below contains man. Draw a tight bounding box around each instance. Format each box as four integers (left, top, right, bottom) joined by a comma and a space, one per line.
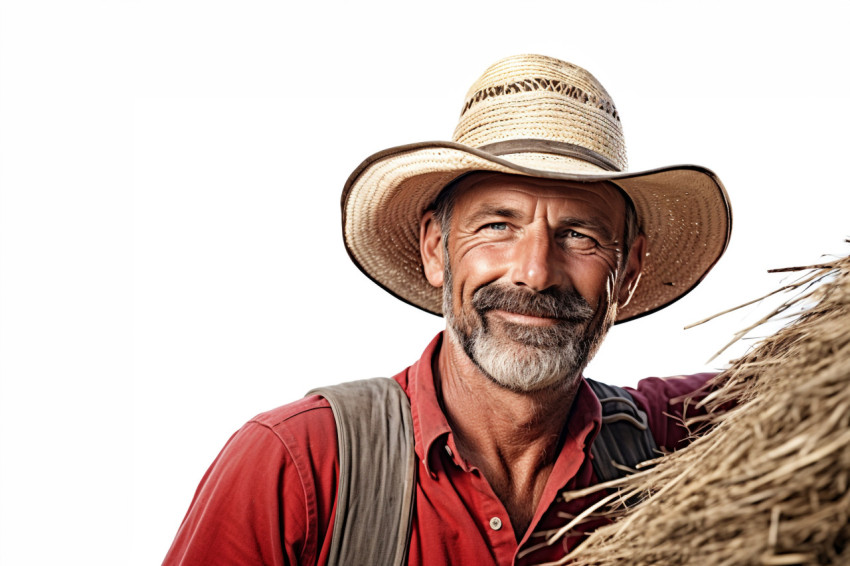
164, 54, 732, 565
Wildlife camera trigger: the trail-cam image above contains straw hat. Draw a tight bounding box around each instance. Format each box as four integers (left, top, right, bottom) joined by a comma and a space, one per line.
341, 54, 732, 323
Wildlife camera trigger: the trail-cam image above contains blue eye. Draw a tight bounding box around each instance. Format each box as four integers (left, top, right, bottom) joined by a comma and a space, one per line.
486, 222, 508, 231
561, 229, 598, 250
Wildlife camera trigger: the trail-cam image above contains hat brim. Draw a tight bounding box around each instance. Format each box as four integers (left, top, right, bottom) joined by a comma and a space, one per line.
342, 141, 732, 323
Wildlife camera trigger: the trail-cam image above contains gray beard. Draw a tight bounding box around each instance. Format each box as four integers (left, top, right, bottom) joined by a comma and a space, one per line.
443, 267, 612, 393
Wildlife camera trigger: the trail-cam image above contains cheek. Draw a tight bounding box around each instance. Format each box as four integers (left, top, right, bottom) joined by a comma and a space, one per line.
452, 244, 509, 291
573, 259, 620, 309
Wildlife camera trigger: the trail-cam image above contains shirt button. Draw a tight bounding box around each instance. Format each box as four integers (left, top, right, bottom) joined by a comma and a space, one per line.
489, 517, 502, 531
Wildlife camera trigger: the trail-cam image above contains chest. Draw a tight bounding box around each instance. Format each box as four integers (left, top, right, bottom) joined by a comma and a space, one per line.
403, 445, 610, 566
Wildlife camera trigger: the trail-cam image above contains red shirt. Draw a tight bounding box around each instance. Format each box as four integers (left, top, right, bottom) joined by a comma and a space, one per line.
164, 333, 713, 565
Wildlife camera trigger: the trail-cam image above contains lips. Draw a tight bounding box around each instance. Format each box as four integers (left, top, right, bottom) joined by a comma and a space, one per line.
501, 309, 560, 319
489, 309, 565, 327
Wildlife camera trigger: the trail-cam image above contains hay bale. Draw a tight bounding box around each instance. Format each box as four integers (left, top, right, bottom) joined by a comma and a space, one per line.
543, 252, 850, 566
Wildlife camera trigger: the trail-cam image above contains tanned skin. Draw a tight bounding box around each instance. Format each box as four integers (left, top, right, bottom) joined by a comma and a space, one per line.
419, 173, 645, 539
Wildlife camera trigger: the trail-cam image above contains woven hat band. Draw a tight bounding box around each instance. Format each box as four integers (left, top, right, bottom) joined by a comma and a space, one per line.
478, 139, 622, 172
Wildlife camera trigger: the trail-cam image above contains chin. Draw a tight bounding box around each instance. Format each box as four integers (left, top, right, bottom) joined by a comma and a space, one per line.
450, 323, 588, 393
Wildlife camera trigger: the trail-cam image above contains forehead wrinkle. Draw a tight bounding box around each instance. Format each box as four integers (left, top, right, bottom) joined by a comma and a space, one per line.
462, 203, 523, 227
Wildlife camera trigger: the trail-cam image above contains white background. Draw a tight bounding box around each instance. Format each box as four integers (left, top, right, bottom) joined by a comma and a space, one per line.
1, 1, 848, 564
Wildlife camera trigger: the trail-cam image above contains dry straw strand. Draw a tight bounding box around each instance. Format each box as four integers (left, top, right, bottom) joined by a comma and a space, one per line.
542, 248, 850, 566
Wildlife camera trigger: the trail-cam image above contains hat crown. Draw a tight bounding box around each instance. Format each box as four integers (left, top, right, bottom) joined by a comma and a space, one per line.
452, 54, 628, 171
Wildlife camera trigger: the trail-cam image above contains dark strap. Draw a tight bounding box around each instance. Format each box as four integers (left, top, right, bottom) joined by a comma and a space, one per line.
585, 378, 658, 481
308, 378, 417, 566
478, 138, 622, 172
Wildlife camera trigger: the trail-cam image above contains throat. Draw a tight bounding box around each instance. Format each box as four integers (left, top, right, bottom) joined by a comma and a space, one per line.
452, 426, 564, 541
507, 485, 547, 542
468, 448, 556, 542
435, 334, 578, 539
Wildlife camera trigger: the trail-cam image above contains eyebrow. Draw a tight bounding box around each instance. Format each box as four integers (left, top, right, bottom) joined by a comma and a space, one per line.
464, 204, 523, 226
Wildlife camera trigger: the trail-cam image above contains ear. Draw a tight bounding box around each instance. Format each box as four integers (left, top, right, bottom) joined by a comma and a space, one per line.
617, 233, 646, 308
420, 211, 445, 288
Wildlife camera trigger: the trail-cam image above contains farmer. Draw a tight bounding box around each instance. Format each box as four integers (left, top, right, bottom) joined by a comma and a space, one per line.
164, 54, 732, 565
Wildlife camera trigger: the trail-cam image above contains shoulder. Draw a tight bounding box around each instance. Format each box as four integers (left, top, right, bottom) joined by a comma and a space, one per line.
248, 394, 336, 444
625, 372, 717, 451
164, 395, 340, 566
626, 373, 716, 404
244, 395, 341, 511
210, 394, 340, 478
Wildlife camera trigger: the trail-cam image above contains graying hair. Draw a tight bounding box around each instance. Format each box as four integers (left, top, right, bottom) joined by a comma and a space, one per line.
431, 174, 465, 244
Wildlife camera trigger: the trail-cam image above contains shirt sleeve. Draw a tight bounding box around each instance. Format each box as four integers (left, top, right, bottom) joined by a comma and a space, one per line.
162, 422, 295, 565
162, 406, 342, 566
625, 373, 716, 452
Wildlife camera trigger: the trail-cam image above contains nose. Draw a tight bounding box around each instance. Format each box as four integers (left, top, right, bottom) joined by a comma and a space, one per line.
509, 221, 567, 292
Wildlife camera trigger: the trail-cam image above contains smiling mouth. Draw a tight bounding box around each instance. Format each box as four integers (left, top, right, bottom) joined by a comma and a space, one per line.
471, 283, 595, 326
489, 309, 566, 327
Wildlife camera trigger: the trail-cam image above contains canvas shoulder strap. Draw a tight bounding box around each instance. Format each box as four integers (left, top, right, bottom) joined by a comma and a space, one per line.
307, 377, 417, 566
585, 378, 658, 482
308, 377, 655, 564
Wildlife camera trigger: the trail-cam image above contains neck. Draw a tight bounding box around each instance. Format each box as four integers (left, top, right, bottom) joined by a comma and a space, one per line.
434, 331, 581, 540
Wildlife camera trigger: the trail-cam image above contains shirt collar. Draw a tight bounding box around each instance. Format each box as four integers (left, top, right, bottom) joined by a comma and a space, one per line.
401, 333, 451, 474
398, 332, 603, 476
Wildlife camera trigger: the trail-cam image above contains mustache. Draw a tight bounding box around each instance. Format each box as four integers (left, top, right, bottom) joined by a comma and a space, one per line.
471, 284, 594, 322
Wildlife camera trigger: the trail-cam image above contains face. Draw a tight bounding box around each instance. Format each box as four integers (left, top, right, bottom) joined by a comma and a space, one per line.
421, 172, 644, 393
